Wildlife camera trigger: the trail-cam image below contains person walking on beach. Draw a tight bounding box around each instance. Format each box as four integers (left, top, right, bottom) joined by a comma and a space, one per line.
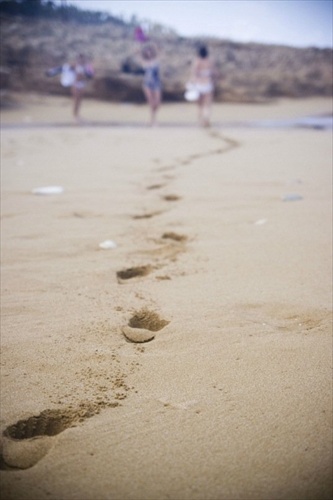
189, 44, 216, 127
46, 53, 94, 123
139, 43, 162, 127
70, 53, 94, 123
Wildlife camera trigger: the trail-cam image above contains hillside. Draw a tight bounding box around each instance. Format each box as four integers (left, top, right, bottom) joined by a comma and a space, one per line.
0, 14, 332, 104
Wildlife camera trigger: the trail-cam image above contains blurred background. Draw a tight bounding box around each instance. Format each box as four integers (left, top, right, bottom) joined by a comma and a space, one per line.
0, 0, 332, 105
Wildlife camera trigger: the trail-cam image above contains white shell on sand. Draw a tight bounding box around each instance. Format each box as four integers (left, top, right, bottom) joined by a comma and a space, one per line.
122, 326, 155, 343
282, 193, 303, 202
99, 240, 117, 249
32, 186, 64, 195
254, 218, 267, 225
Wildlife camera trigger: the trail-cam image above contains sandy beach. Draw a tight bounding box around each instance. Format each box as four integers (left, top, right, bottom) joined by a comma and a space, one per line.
0, 94, 332, 500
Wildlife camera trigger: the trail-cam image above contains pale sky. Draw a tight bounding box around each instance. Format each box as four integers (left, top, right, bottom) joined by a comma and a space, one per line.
68, 0, 333, 48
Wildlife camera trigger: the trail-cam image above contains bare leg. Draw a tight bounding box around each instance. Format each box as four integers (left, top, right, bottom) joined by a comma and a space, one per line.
151, 89, 161, 126
202, 92, 213, 127
198, 92, 213, 127
197, 94, 205, 126
72, 86, 84, 123
143, 87, 161, 126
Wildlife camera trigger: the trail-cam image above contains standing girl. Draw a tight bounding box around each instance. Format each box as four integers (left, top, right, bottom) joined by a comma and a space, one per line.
140, 43, 162, 127
70, 53, 94, 123
190, 45, 216, 127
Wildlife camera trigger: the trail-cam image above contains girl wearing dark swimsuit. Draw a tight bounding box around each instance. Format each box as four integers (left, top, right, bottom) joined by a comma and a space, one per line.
141, 44, 162, 127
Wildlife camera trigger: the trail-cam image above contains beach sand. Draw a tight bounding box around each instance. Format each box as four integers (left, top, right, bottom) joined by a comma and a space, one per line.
0, 94, 332, 499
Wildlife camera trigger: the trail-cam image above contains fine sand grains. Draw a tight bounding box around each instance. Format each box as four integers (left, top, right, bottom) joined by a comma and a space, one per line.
0, 119, 233, 475
0, 96, 332, 500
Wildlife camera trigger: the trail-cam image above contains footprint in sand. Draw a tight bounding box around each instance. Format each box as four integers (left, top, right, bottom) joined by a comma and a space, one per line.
122, 308, 169, 343
162, 232, 188, 243
138, 232, 188, 263
117, 265, 153, 282
239, 303, 331, 333
132, 210, 164, 220
146, 183, 165, 190
0, 402, 115, 470
138, 239, 187, 262
162, 194, 181, 202
1, 213, 21, 220
155, 166, 175, 173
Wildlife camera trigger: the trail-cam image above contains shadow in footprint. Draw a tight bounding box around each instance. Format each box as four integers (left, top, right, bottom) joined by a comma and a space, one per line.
162, 232, 187, 243
0, 403, 109, 470
146, 184, 165, 190
132, 210, 164, 220
129, 308, 169, 331
5, 409, 79, 440
117, 265, 152, 281
122, 308, 170, 343
162, 195, 181, 202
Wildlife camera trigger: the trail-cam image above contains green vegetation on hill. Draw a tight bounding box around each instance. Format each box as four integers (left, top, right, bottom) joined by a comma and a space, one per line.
0, 0, 126, 25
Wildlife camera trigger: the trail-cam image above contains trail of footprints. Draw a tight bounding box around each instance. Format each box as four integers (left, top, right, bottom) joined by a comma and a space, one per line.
1, 128, 328, 471
1, 129, 329, 471
0, 131, 241, 470
118, 163, 188, 342
1, 132, 205, 471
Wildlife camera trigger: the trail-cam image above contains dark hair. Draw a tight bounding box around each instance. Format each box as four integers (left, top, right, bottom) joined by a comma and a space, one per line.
198, 45, 208, 58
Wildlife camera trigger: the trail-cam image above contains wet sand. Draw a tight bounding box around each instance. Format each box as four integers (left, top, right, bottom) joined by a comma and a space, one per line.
0, 94, 332, 499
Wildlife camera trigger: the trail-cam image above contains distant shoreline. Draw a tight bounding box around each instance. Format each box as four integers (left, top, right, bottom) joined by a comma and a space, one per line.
1, 94, 332, 132
1, 114, 332, 131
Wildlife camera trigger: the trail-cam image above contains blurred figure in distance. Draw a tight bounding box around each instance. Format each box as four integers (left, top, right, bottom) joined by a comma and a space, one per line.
140, 43, 162, 127
189, 44, 216, 127
70, 53, 94, 123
